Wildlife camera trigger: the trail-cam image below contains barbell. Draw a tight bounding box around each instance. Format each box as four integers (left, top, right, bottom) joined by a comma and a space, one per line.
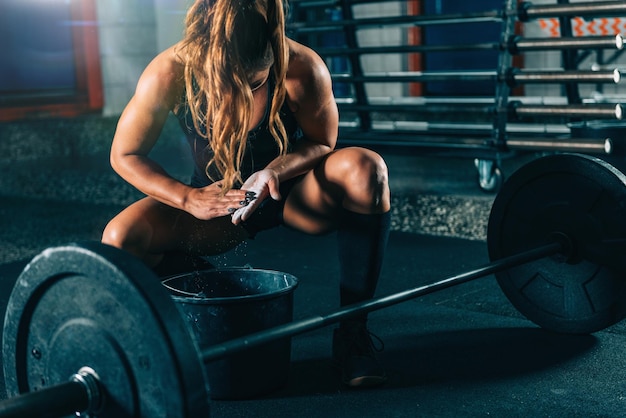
1, 153, 626, 417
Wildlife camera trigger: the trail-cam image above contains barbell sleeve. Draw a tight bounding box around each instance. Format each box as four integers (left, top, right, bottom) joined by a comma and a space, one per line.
510, 69, 621, 85
512, 35, 624, 53
519, 1, 626, 21
200, 242, 563, 363
506, 137, 613, 154
512, 103, 623, 119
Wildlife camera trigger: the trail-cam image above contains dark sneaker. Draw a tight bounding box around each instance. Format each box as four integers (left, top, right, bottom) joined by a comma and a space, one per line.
332, 324, 387, 388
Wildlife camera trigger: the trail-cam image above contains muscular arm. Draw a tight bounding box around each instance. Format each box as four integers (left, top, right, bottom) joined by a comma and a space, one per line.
264, 39, 338, 182
110, 46, 247, 219
110, 48, 191, 208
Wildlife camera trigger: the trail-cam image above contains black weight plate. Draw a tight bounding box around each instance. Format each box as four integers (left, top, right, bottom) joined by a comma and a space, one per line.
488, 154, 626, 334
2, 242, 210, 417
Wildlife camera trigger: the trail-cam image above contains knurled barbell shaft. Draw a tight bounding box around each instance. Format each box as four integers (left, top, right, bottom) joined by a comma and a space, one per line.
201, 241, 563, 363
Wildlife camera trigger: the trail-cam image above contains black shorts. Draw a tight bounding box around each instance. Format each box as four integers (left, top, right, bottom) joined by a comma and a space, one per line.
240, 176, 302, 238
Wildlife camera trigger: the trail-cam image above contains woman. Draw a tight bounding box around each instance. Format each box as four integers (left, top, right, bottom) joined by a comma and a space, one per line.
101, 0, 391, 388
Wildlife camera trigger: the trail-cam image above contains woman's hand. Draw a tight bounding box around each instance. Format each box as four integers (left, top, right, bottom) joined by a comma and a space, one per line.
183, 182, 254, 220
231, 169, 281, 224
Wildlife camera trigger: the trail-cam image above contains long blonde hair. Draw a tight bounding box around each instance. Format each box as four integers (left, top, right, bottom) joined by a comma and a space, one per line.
180, 0, 289, 191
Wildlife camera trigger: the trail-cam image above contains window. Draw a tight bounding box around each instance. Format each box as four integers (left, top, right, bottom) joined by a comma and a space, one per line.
0, 0, 103, 121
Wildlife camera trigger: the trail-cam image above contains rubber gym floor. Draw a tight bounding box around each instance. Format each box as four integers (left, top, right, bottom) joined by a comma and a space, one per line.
1, 117, 626, 417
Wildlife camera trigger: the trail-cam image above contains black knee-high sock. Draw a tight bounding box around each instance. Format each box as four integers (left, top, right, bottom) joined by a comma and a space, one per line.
337, 210, 391, 326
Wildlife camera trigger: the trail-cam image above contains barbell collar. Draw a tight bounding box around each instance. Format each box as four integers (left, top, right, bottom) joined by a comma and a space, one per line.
71, 367, 103, 416
200, 242, 562, 363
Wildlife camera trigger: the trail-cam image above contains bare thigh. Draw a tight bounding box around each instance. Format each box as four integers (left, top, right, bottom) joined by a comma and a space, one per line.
282, 147, 390, 235
282, 171, 339, 235
102, 197, 249, 264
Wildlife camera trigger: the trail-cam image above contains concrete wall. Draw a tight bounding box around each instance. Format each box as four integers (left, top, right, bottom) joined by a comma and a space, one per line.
353, 1, 405, 99
155, 0, 193, 52
95, 0, 191, 116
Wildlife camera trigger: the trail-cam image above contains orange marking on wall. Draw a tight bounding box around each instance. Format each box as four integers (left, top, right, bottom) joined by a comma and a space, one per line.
538, 17, 626, 37
573, 17, 584, 37
599, 18, 609, 36
550, 18, 560, 37
587, 20, 597, 35
611, 19, 621, 35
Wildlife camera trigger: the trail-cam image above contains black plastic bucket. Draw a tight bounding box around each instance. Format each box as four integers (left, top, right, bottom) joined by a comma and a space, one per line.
162, 268, 299, 400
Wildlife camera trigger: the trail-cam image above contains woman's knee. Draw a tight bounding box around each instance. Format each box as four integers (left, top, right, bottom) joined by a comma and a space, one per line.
101, 198, 163, 258
101, 219, 121, 248
101, 213, 151, 256
330, 147, 390, 212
